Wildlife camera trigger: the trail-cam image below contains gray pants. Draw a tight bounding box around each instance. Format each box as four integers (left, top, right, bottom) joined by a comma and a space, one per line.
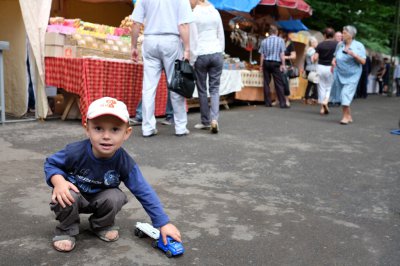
141, 35, 187, 135
194, 53, 223, 125
50, 188, 128, 236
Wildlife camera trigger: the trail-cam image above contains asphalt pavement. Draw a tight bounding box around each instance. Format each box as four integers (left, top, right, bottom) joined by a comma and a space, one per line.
0, 95, 399, 266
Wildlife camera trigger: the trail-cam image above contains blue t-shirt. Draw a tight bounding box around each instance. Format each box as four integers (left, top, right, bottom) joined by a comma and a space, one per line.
44, 139, 169, 228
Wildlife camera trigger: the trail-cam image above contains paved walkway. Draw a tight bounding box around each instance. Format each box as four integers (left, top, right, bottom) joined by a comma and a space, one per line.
0, 95, 399, 265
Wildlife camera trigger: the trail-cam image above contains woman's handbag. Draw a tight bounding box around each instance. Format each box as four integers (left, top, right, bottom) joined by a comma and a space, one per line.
168, 59, 196, 98
307, 71, 319, 84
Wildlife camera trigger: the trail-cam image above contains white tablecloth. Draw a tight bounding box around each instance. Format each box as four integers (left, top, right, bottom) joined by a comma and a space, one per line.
192, 69, 243, 98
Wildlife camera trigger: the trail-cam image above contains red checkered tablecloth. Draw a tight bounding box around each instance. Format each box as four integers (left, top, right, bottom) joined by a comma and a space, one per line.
45, 57, 167, 123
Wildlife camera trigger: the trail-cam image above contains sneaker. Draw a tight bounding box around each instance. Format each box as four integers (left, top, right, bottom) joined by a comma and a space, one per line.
129, 118, 142, 126
175, 129, 190, 137
194, 123, 211, 130
210, 120, 219, 134
271, 101, 279, 106
161, 117, 173, 126
143, 129, 158, 138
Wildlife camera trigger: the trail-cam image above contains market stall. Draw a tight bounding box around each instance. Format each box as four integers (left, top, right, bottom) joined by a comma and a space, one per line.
42, 16, 244, 121
211, 0, 313, 103
42, 0, 250, 120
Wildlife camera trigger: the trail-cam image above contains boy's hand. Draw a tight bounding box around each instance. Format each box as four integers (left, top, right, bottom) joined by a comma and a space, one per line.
51, 175, 80, 208
160, 223, 181, 245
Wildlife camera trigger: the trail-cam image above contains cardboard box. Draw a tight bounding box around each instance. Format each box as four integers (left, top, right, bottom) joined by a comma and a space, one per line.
63, 45, 76, 58
47, 93, 64, 115
45, 45, 63, 57
53, 94, 65, 115
45, 32, 65, 45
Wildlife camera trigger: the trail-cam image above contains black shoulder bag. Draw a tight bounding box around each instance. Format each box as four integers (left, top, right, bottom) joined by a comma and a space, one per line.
168, 59, 196, 98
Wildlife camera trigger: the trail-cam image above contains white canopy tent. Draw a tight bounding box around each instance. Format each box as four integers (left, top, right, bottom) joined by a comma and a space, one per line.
19, 0, 52, 120
0, 0, 131, 121
0, 0, 51, 120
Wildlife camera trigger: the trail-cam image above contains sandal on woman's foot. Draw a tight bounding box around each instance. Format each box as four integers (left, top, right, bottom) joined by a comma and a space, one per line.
93, 226, 120, 242
53, 235, 76, 252
340, 119, 349, 125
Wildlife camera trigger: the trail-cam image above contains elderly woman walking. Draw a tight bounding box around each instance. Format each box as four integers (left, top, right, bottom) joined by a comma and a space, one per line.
331, 25, 366, 125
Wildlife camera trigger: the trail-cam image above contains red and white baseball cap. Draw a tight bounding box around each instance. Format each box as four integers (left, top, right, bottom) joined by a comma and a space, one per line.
87, 97, 130, 123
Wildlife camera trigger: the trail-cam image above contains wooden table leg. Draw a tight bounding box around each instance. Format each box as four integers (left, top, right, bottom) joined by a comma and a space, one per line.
61, 96, 76, 121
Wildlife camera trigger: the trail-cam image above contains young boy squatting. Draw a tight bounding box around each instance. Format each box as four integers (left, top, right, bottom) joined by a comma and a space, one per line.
44, 97, 181, 252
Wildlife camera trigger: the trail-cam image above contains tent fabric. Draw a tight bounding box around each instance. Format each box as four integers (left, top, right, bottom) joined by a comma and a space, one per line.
0, 0, 27, 117
259, 0, 311, 13
208, 0, 261, 13
277, 19, 308, 32
19, 0, 52, 119
209, 0, 312, 20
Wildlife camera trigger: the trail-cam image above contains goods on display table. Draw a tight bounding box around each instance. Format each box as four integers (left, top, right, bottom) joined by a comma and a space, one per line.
44, 17, 169, 122
45, 16, 141, 60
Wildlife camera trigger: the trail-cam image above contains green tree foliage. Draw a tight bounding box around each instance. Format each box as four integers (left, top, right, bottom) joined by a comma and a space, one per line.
303, 0, 397, 54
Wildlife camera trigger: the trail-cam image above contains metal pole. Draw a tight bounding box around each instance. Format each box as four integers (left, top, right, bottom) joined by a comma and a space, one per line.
389, 0, 400, 97
0, 51, 5, 124
395, 0, 400, 57
0, 41, 10, 125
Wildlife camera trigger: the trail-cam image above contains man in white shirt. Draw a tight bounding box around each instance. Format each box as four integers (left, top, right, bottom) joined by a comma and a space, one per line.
131, 0, 193, 137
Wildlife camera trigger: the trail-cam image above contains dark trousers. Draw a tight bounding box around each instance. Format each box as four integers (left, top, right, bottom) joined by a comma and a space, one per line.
194, 53, 223, 124
27, 58, 35, 110
396, 78, 400, 96
50, 188, 128, 236
378, 78, 385, 94
304, 71, 318, 100
282, 72, 290, 96
262, 61, 286, 107
356, 71, 368, 98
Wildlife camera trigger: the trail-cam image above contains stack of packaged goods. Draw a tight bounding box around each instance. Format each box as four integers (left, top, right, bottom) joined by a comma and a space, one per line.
45, 16, 143, 61
222, 54, 246, 70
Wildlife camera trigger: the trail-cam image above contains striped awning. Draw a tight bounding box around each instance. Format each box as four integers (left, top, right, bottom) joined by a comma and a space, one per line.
259, 0, 312, 18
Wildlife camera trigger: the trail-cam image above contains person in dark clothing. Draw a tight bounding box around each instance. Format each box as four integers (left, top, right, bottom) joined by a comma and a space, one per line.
382, 58, 390, 93
258, 25, 288, 108
356, 54, 371, 98
314, 27, 338, 113
304, 36, 319, 104
27, 57, 35, 113
279, 31, 296, 107
376, 60, 386, 95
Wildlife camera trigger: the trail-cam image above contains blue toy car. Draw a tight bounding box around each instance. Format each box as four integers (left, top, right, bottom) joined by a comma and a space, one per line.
135, 222, 184, 258
151, 236, 185, 258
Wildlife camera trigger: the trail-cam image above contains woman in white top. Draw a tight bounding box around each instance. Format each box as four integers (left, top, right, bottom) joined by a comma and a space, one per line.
192, 0, 225, 134
304, 36, 318, 105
